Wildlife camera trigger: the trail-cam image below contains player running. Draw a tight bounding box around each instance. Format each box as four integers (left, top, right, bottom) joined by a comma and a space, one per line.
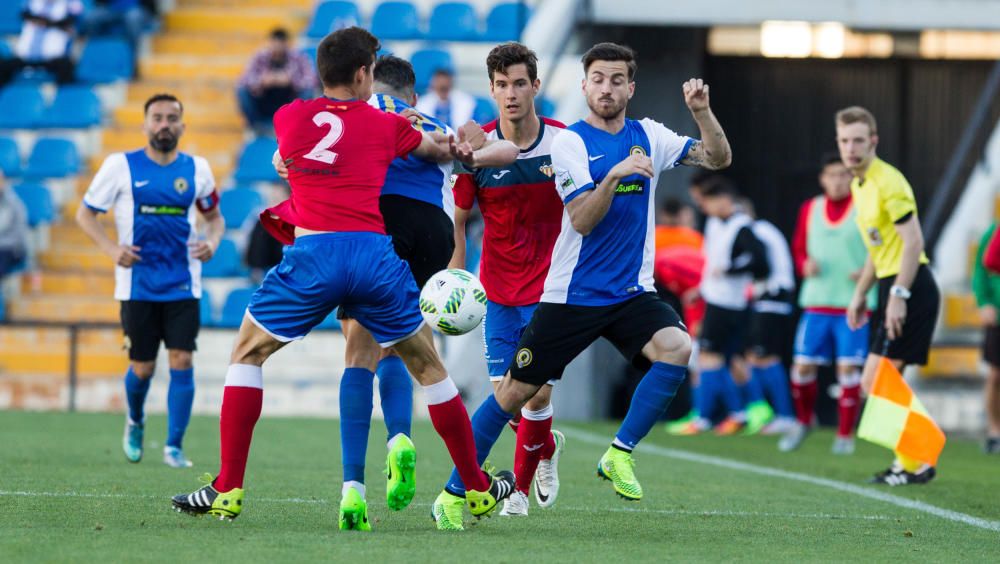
171, 27, 519, 526
780, 154, 873, 453
432, 42, 566, 528
436, 41, 731, 508
838, 106, 941, 485
76, 94, 223, 468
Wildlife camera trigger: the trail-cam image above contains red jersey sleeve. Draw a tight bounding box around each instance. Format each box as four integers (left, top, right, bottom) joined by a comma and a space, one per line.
453, 173, 477, 210
392, 113, 423, 158
792, 198, 813, 277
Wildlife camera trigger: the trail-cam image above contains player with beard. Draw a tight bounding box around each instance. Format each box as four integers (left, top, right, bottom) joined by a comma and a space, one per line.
434, 41, 730, 510
76, 94, 225, 469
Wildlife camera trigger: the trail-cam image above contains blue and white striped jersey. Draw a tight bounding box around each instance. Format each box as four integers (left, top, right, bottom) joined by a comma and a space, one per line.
543, 118, 693, 306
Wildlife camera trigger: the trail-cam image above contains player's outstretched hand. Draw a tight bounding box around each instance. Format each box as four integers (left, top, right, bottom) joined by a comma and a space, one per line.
400, 108, 421, 125
458, 120, 487, 150
449, 134, 477, 165
189, 240, 217, 262
110, 245, 141, 267
609, 154, 654, 180
682, 78, 710, 113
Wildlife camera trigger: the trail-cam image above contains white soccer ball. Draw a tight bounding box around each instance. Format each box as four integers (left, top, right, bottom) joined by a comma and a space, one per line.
419, 268, 488, 336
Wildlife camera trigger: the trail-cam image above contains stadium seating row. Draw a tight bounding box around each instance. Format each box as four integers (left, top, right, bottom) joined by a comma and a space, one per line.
0, 86, 102, 129
0, 136, 80, 179
0, 39, 133, 85
203, 286, 340, 330
304, 1, 529, 42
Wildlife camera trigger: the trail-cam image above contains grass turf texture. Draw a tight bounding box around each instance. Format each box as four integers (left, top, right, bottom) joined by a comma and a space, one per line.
2, 411, 998, 562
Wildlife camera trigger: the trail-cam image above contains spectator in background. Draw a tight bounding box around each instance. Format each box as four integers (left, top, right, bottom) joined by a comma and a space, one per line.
81, 0, 154, 61
653, 197, 704, 325
0, 0, 83, 87
236, 28, 316, 135
415, 67, 475, 129
972, 222, 1000, 454
0, 170, 28, 281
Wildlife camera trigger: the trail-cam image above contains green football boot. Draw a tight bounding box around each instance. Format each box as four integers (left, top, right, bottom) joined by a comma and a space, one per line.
122, 418, 143, 463
339, 487, 372, 531
171, 475, 244, 520
664, 410, 698, 435
597, 447, 642, 501
744, 401, 775, 435
385, 435, 417, 511
466, 468, 516, 518
431, 489, 465, 531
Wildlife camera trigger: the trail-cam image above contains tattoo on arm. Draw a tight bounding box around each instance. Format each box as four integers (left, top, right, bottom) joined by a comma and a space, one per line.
682, 141, 706, 166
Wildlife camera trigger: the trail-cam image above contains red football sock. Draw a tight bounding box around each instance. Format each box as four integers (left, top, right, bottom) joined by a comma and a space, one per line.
514, 411, 553, 494
790, 374, 817, 427
214, 385, 263, 492
837, 384, 861, 437
508, 415, 521, 434
424, 379, 489, 492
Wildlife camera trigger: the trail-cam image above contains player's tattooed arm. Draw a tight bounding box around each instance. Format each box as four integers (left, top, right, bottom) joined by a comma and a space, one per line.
680, 78, 731, 170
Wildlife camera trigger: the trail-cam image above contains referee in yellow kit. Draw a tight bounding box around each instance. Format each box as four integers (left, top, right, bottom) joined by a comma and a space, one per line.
838, 106, 941, 486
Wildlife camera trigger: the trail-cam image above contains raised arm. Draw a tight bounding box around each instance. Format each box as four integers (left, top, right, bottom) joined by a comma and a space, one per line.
678, 79, 732, 170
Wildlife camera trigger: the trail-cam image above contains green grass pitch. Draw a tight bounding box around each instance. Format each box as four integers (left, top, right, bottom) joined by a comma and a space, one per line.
2, 411, 998, 562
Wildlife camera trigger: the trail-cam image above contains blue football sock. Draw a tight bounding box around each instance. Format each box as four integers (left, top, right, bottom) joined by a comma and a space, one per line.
166, 368, 195, 448
124, 366, 151, 423
445, 394, 513, 496
696, 367, 723, 422
741, 368, 767, 405
761, 361, 796, 418
376, 356, 413, 441
689, 383, 701, 418
340, 368, 374, 485
615, 362, 686, 449
719, 367, 745, 415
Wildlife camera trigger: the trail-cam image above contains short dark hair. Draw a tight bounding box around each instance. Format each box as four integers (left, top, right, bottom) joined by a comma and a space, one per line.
699, 174, 739, 198
316, 27, 380, 88
270, 28, 289, 41
144, 93, 183, 115
373, 55, 416, 98
820, 151, 844, 170
582, 42, 637, 80
688, 169, 716, 192
660, 197, 685, 216
486, 42, 538, 82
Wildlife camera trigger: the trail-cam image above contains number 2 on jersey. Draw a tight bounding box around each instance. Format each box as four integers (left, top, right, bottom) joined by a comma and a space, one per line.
304, 111, 344, 164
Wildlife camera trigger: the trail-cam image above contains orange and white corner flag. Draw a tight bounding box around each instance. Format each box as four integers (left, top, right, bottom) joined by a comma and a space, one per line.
857, 358, 946, 466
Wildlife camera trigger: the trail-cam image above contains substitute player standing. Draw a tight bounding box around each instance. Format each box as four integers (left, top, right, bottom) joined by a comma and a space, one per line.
435, 42, 731, 505
780, 154, 873, 454
76, 94, 223, 469
171, 27, 519, 526
839, 106, 941, 485
433, 42, 566, 527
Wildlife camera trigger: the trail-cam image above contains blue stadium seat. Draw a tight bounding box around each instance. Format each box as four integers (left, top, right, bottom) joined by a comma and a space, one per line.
371, 2, 422, 40
234, 138, 280, 183
411, 48, 452, 93
219, 186, 264, 229
24, 138, 80, 179
201, 238, 247, 278
481, 2, 531, 42
305, 1, 361, 40
200, 289, 214, 326
0, 42, 11, 60
0, 2, 21, 35
41, 86, 102, 128
316, 311, 342, 331
0, 137, 21, 177
536, 96, 556, 118
427, 2, 479, 41
12, 183, 54, 227
473, 96, 498, 124
0, 86, 45, 129
76, 39, 133, 83
219, 287, 256, 328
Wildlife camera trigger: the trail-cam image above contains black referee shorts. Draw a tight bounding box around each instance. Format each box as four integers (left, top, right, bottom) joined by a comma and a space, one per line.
120, 299, 200, 362
869, 265, 940, 366
509, 292, 687, 386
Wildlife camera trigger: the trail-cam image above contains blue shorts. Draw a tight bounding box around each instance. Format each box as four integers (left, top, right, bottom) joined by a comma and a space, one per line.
793, 311, 869, 366
483, 300, 537, 380
247, 232, 424, 347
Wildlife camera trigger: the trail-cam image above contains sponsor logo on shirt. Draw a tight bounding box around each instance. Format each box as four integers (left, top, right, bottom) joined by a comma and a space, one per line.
492, 170, 511, 180
139, 205, 186, 216
615, 182, 644, 195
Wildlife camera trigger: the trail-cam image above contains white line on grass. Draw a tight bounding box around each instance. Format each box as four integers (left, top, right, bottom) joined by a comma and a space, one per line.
0, 490, 894, 521
561, 427, 1000, 533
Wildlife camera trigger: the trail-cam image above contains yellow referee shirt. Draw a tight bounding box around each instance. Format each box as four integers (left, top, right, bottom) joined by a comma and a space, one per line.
850, 157, 930, 279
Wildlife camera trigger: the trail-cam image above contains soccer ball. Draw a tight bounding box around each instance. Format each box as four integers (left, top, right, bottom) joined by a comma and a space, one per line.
419, 269, 488, 335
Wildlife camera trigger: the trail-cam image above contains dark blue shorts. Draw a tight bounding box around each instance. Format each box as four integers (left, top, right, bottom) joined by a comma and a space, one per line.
247, 232, 424, 347
793, 311, 869, 366
483, 300, 538, 379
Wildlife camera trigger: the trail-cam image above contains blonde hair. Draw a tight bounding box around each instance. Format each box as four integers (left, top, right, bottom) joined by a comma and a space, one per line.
835, 106, 877, 135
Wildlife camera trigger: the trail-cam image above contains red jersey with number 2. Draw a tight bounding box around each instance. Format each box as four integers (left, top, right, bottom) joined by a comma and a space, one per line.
262, 98, 423, 244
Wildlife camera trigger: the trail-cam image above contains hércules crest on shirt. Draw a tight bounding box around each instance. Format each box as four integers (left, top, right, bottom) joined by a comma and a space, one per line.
538, 162, 554, 177
630, 145, 647, 157
174, 177, 189, 194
